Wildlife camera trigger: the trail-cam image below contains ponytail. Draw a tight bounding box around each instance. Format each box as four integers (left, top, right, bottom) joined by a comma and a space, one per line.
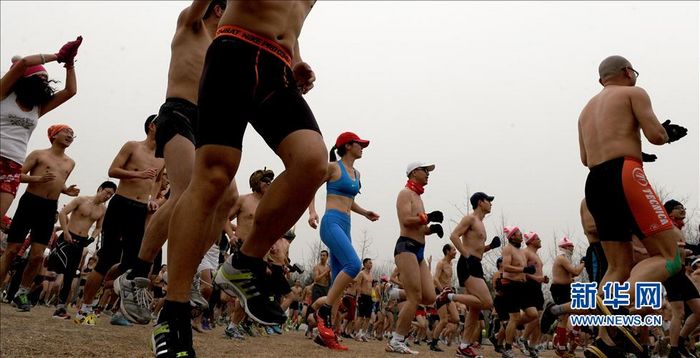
329, 145, 338, 162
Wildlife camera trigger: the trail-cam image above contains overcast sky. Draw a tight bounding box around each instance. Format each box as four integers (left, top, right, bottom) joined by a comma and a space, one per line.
2, 1, 698, 274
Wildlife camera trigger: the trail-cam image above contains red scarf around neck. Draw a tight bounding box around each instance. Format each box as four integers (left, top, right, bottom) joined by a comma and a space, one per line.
405, 180, 425, 195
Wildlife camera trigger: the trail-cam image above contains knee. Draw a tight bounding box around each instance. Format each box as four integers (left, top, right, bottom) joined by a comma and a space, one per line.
344, 259, 362, 279
3, 244, 20, 259
28, 252, 43, 266
421, 292, 437, 306
294, 153, 327, 186
481, 298, 494, 311
194, 166, 233, 200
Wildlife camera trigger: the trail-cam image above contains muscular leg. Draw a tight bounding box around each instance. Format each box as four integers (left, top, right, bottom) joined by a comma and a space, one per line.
166, 145, 241, 303
394, 253, 422, 337
19, 243, 47, 290
134, 135, 195, 274
628, 230, 681, 305
680, 299, 700, 338
240, 130, 326, 258
669, 301, 684, 348
0, 242, 21, 284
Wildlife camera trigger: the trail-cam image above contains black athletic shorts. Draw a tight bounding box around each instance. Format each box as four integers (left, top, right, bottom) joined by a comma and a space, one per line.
357, 293, 373, 318
457, 255, 484, 286
584, 242, 608, 284
550, 283, 572, 305
154, 97, 197, 158
393, 236, 425, 263
268, 264, 292, 299
197, 26, 321, 151
311, 283, 328, 303
6, 192, 57, 246
47, 232, 87, 274
493, 295, 510, 322
585, 157, 673, 242
523, 280, 544, 310
664, 272, 700, 303
501, 280, 527, 313
95, 194, 148, 276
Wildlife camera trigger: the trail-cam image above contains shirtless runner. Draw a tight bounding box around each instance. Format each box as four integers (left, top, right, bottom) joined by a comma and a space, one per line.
164, 4, 326, 356
0, 124, 79, 312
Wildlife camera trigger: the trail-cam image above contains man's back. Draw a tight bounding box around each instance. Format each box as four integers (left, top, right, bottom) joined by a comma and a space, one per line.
579, 86, 643, 167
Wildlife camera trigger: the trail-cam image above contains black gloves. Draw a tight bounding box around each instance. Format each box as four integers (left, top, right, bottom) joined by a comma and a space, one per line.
429, 224, 444, 238
523, 265, 536, 274
641, 152, 657, 162
427, 211, 444, 223
662, 120, 688, 143
489, 236, 501, 249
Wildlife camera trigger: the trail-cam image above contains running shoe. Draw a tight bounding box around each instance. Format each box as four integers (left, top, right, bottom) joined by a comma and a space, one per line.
429, 341, 443, 352
583, 338, 626, 358
326, 336, 349, 351
214, 253, 286, 325
315, 310, 336, 342
386, 339, 419, 354
151, 318, 195, 358
272, 325, 283, 335
12, 292, 30, 312
435, 287, 453, 309
313, 334, 327, 347
456, 344, 478, 357
74, 311, 97, 326
224, 325, 245, 340
266, 326, 274, 335
52, 307, 71, 320
114, 270, 153, 324
501, 349, 517, 358
190, 273, 208, 311
111, 312, 133, 326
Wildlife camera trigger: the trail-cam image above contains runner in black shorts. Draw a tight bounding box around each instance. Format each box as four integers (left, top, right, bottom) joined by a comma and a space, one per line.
167, 3, 329, 339
154, 98, 198, 158
358, 294, 373, 319
457, 255, 484, 285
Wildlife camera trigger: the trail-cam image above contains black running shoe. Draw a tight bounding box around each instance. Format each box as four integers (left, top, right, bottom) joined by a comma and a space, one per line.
151, 318, 196, 358
214, 253, 286, 325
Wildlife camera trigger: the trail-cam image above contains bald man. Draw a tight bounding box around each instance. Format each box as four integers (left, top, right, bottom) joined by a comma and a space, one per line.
578, 55, 688, 356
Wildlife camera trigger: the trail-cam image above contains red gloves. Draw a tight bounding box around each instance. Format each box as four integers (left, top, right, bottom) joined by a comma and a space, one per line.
56, 36, 83, 67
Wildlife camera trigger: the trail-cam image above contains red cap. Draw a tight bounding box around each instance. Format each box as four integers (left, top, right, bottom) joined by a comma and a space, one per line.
335, 132, 369, 149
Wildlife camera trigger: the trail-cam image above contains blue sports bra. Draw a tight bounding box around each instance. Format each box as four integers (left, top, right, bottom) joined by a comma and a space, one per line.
327, 162, 361, 199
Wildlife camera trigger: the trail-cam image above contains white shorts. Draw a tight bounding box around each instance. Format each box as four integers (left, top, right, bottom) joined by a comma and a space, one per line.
197, 244, 219, 274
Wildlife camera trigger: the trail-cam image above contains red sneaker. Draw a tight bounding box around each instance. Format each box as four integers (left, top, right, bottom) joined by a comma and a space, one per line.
435, 287, 453, 309
326, 336, 349, 351
455, 345, 478, 357
314, 312, 335, 341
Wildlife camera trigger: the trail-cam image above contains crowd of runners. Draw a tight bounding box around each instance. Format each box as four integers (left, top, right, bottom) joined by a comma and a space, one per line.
0, 1, 695, 358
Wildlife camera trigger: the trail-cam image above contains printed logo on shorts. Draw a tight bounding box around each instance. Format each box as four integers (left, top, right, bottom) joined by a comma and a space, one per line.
641, 188, 670, 227
632, 168, 648, 187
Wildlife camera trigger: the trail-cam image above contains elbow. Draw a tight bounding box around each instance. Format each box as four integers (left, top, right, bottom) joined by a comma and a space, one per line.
107, 169, 118, 178
649, 130, 668, 145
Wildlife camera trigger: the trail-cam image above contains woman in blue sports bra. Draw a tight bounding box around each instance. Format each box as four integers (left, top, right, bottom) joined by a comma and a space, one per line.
307, 131, 379, 346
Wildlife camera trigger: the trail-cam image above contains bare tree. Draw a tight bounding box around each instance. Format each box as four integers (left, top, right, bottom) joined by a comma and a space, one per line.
356, 229, 373, 260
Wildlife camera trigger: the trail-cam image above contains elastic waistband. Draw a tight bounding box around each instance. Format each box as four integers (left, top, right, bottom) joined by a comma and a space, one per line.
589, 156, 641, 172
397, 236, 425, 248
112, 194, 148, 208
67, 232, 88, 241
164, 97, 197, 108
23, 191, 58, 204
324, 209, 351, 220
216, 25, 292, 68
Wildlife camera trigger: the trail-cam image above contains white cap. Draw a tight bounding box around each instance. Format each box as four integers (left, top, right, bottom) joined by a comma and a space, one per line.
406, 162, 435, 177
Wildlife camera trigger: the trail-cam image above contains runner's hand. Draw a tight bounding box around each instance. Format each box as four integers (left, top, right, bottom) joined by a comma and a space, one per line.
523, 265, 536, 274
64, 184, 80, 196
662, 119, 688, 143
641, 152, 657, 162
293, 62, 315, 94
148, 199, 159, 212
543, 276, 550, 284
139, 168, 158, 179
55, 36, 83, 66
429, 224, 444, 238
64, 231, 74, 244
308, 212, 319, 229
427, 211, 444, 223
365, 210, 380, 222
38, 171, 56, 183
488, 236, 501, 249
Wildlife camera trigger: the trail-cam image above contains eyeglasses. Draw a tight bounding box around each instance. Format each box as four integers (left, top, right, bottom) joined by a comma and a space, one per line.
624, 66, 639, 78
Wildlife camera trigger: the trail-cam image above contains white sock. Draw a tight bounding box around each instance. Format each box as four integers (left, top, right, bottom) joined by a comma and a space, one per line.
15, 286, 29, 297
392, 332, 404, 342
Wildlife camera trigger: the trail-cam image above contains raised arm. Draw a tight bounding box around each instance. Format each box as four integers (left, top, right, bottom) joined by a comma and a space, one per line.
39, 65, 76, 117
178, 0, 213, 28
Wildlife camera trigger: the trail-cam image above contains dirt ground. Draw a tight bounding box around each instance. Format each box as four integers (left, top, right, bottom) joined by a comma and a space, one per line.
1, 304, 576, 357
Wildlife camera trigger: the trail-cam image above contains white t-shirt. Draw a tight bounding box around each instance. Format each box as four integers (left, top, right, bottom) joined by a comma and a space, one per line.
0, 92, 39, 165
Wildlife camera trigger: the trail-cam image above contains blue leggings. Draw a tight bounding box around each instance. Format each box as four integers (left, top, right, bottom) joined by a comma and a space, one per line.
320, 209, 361, 281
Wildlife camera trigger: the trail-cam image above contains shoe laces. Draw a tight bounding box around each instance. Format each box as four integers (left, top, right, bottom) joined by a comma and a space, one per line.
135, 284, 153, 311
